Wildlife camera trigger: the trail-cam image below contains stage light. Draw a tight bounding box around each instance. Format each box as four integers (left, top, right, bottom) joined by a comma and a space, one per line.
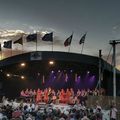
70, 70, 73, 72
20, 62, 26, 67
78, 76, 81, 79
6, 73, 11, 77
51, 70, 54, 73
21, 75, 25, 79
87, 71, 90, 74
49, 60, 54, 65
6, 73, 10, 77
38, 72, 40, 76
58, 70, 61, 72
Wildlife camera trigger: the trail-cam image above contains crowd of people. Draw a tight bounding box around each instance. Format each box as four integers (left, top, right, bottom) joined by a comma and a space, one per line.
0, 96, 110, 120
0, 88, 118, 120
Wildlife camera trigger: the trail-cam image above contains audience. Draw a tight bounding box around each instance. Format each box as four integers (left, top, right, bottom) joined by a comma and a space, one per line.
0, 87, 114, 120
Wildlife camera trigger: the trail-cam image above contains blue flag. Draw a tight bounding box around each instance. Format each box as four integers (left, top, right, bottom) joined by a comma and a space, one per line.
3, 40, 12, 49
42, 32, 53, 42
26, 33, 37, 42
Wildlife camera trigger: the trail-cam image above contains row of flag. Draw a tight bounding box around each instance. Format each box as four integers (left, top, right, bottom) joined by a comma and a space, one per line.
0, 32, 86, 50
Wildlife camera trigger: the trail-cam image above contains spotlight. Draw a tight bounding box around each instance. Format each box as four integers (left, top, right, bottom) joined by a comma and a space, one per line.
87, 71, 90, 74
38, 72, 40, 76
51, 70, 54, 73
6, 73, 10, 77
58, 70, 61, 72
49, 60, 54, 65
21, 76, 25, 79
20, 62, 26, 67
78, 76, 81, 79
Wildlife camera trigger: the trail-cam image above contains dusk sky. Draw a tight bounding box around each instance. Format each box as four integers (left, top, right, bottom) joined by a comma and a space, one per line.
0, 0, 120, 68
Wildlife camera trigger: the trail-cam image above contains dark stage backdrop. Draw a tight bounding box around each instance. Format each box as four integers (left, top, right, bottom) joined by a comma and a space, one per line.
1, 61, 99, 98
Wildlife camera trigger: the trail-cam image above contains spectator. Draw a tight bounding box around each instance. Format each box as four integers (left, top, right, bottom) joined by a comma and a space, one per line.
110, 104, 117, 120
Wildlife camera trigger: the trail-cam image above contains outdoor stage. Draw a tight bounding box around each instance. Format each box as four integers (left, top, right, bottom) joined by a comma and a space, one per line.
0, 51, 120, 98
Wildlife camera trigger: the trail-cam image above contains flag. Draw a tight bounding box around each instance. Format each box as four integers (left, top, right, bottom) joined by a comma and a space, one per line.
65, 73, 68, 82
42, 32, 53, 42
0, 43, 1, 51
64, 34, 73, 47
75, 73, 77, 82
79, 33, 86, 44
26, 33, 37, 42
13, 37, 23, 45
42, 75, 45, 84
3, 40, 12, 49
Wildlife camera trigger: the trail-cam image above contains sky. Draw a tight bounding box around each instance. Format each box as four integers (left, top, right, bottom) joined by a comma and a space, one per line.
0, 0, 120, 69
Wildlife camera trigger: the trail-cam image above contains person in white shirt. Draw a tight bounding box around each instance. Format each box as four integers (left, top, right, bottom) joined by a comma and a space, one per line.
110, 104, 118, 120
81, 113, 90, 120
12, 99, 20, 109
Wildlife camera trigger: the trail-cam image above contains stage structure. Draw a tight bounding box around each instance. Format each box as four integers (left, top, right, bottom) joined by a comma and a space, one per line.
0, 51, 120, 98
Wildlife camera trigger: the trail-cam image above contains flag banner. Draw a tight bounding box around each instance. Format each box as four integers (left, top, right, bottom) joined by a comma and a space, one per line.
0, 43, 1, 51
79, 33, 86, 44
65, 73, 68, 82
30, 52, 42, 60
42, 32, 53, 42
42, 75, 45, 84
26, 33, 37, 42
64, 34, 73, 47
3, 40, 12, 49
13, 37, 23, 45
75, 73, 77, 82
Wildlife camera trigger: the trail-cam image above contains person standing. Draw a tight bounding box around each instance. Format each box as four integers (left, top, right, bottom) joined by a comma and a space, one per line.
110, 104, 118, 120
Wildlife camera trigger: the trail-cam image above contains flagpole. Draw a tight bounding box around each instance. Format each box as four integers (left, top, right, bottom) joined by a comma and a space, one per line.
81, 42, 84, 54
36, 40, 37, 51
68, 45, 71, 52
22, 44, 23, 54
22, 35, 24, 54
0, 52, 2, 60
11, 49, 13, 57
10, 40, 13, 57
80, 32, 87, 54
52, 41, 53, 52
36, 32, 37, 51
51, 32, 53, 52
0, 44, 2, 60
68, 32, 73, 53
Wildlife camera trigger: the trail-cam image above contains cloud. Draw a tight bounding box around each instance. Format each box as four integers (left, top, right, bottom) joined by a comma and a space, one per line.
53, 36, 63, 46
0, 29, 120, 71
113, 23, 120, 30
0, 30, 25, 39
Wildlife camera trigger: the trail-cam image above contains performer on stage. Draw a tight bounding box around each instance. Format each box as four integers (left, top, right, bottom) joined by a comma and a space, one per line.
36, 88, 42, 103
44, 88, 48, 103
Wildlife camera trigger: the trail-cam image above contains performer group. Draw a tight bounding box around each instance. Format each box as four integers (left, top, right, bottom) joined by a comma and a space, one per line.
20, 87, 102, 105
